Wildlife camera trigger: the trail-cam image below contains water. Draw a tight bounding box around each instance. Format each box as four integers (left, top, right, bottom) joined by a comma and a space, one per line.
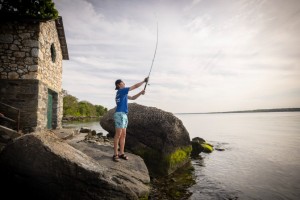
63, 112, 300, 199
175, 112, 300, 200
62, 119, 108, 135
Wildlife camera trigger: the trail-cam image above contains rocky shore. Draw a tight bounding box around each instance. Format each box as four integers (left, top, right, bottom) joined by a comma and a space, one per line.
68, 131, 198, 200
71, 131, 197, 200
0, 103, 213, 199
62, 116, 100, 122
0, 129, 150, 200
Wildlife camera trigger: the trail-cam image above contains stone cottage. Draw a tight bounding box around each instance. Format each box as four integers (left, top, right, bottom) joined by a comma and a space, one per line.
0, 17, 69, 133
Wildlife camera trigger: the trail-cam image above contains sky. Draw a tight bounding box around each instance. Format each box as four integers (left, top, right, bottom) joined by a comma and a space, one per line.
53, 0, 300, 113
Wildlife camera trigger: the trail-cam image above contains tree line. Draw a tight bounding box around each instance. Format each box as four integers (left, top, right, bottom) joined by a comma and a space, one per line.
0, 0, 59, 20
63, 90, 107, 118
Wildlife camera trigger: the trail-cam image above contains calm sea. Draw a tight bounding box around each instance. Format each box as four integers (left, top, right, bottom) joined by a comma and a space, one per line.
177, 112, 300, 200
63, 112, 300, 200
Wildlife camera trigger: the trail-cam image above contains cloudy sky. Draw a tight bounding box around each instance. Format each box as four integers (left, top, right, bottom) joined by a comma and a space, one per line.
53, 0, 300, 113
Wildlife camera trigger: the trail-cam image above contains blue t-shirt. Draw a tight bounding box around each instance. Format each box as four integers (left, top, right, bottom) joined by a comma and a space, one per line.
115, 87, 130, 113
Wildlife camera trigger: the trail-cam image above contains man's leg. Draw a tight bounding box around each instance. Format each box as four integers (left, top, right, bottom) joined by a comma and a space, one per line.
119, 128, 126, 155
114, 128, 122, 156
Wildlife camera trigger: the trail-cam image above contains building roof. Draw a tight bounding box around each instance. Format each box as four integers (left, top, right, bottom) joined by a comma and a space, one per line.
55, 16, 69, 60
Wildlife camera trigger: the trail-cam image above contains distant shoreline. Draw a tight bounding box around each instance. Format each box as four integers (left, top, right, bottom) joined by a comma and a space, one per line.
62, 116, 100, 122
176, 108, 300, 115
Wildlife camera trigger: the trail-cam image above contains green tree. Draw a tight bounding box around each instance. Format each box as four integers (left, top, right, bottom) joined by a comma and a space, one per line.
63, 91, 108, 117
78, 101, 97, 117
95, 105, 107, 116
63, 94, 80, 117
0, 0, 58, 20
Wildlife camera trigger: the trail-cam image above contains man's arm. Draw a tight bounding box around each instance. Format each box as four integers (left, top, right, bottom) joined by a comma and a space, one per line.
128, 90, 145, 100
129, 77, 149, 91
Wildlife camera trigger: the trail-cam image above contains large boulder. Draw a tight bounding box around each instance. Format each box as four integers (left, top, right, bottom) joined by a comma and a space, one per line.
0, 131, 150, 200
100, 103, 192, 177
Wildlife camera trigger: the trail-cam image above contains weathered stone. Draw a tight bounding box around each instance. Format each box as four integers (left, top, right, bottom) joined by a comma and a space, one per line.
31, 48, 39, 57
13, 40, 21, 45
8, 72, 19, 79
29, 65, 38, 71
22, 47, 31, 52
100, 103, 192, 177
14, 51, 25, 58
10, 44, 19, 51
19, 33, 31, 39
1, 43, 9, 49
22, 39, 39, 47
38, 50, 43, 59
39, 37, 45, 46
17, 69, 24, 74
0, 131, 150, 200
0, 34, 13, 43
24, 57, 34, 64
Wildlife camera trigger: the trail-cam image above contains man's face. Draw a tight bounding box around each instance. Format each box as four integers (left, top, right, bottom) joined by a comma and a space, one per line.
118, 81, 125, 89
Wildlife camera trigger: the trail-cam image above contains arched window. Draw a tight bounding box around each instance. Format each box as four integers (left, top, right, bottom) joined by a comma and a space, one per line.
51, 43, 56, 63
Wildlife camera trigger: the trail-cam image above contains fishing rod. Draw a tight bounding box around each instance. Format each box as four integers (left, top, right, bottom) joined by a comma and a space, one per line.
144, 21, 158, 91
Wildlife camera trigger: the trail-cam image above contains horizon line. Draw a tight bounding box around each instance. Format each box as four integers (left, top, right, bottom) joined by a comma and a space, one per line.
175, 107, 300, 114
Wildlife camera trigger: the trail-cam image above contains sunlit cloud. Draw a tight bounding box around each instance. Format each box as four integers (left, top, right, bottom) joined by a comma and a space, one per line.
54, 0, 300, 112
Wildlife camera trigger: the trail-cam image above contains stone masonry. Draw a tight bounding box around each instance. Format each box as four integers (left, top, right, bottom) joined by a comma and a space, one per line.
0, 18, 68, 132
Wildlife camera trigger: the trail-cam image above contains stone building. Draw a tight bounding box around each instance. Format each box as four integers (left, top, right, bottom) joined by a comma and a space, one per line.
0, 17, 69, 133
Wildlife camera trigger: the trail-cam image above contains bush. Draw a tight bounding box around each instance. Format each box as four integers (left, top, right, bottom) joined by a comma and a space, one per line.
0, 0, 59, 20
63, 93, 107, 117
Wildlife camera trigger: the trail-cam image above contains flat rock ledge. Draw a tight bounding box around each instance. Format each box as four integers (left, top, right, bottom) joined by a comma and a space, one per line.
0, 131, 150, 200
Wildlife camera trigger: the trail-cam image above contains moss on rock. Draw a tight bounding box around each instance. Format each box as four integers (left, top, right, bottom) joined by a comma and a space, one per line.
132, 145, 192, 177
149, 161, 196, 199
166, 145, 192, 172
201, 143, 214, 153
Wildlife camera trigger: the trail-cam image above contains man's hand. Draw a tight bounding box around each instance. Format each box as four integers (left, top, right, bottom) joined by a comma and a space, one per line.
141, 90, 145, 95
144, 77, 149, 83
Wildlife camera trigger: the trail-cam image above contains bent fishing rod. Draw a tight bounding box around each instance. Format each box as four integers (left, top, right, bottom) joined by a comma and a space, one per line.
144, 21, 158, 91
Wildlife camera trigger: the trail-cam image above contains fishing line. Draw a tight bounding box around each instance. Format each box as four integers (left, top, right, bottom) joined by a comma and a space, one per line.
144, 20, 158, 91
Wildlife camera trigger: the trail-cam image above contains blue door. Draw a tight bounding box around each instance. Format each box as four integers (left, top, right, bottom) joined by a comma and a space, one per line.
47, 92, 53, 129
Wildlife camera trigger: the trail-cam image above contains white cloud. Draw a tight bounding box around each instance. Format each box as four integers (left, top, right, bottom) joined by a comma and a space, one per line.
54, 0, 300, 113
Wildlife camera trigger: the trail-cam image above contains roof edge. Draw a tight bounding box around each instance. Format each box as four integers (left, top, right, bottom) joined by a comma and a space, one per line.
55, 16, 69, 60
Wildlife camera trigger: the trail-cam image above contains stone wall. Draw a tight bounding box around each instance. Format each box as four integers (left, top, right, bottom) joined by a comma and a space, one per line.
0, 20, 63, 91
0, 20, 64, 132
0, 21, 39, 79
0, 79, 63, 132
0, 79, 39, 132
38, 20, 63, 91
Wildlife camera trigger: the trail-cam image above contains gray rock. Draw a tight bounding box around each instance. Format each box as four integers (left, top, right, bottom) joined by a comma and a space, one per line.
0, 34, 13, 43
80, 127, 91, 133
100, 103, 191, 177
191, 138, 205, 158
191, 137, 214, 155
0, 131, 150, 200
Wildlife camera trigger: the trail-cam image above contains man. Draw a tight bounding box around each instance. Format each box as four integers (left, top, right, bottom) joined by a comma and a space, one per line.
113, 77, 148, 162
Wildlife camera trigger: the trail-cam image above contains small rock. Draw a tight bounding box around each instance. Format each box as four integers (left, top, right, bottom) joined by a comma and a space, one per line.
80, 127, 91, 133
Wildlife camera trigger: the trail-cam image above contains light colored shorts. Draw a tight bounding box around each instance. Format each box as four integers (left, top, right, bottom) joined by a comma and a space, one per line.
114, 112, 128, 128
